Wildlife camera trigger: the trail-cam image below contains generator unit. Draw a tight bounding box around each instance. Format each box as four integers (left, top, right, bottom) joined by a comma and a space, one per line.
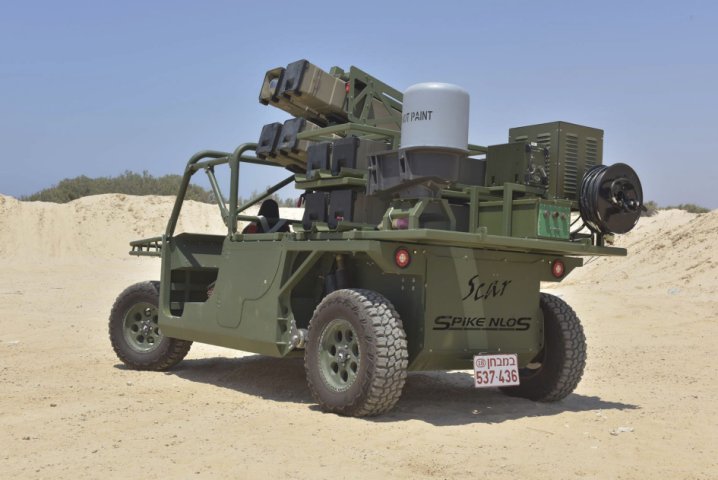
510, 121, 603, 201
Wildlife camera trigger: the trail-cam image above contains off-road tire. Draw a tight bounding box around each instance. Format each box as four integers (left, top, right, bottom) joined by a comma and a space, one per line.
305, 289, 408, 417
109, 281, 192, 370
500, 292, 586, 401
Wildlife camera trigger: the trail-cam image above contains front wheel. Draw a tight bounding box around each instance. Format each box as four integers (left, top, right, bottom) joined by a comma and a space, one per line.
109, 281, 192, 370
305, 289, 408, 417
500, 293, 586, 401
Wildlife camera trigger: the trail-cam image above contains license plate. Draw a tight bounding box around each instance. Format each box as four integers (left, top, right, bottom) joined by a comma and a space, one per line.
473, 354, 520, 388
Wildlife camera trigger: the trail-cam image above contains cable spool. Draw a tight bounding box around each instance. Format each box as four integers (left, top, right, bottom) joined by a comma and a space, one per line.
579, 163, 643, 234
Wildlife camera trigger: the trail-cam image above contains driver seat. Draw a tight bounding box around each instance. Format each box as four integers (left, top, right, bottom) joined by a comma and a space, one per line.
242, 199, 290, 234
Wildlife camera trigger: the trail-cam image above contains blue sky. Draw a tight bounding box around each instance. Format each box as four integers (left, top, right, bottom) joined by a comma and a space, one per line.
1, 0, 716, 207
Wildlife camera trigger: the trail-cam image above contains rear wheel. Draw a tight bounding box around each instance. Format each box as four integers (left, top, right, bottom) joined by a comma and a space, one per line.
500, 293, 586, 401
109, 281, 192, 370
305, 289, 408, 416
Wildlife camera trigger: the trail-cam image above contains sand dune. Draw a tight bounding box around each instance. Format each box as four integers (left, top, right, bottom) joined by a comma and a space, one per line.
563, 209, 718, 298
0, 194, 300, 260
0, 193, 715, 479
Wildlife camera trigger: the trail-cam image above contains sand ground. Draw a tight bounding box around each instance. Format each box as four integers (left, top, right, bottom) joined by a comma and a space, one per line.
0, 194, 716, 479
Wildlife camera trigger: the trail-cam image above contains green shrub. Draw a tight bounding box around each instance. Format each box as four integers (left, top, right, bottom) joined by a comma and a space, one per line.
641, 200, 659, 217
20, 172, 300, 207
662, 203, 711, 214
22, 171, 215, 203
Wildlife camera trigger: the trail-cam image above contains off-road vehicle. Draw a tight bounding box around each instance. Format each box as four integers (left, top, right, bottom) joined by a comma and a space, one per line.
110, 60, 643, 416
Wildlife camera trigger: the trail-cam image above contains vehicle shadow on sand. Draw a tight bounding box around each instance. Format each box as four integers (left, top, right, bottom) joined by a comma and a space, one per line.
154, 355, 638, 426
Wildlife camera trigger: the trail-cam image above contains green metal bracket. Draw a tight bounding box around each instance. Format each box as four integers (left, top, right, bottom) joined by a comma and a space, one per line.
129, 236, 163, 257
381, 198, 456, 231
294, 175, 367, 191
346, 66, 403, 130
296, 122, 400, 149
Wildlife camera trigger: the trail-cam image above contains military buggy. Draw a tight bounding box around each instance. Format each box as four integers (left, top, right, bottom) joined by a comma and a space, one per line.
110, 60, 643, 416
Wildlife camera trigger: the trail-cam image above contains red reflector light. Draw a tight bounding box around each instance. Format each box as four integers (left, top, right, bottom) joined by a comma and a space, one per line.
395, 248, 411, 268
551, 259, 565, 278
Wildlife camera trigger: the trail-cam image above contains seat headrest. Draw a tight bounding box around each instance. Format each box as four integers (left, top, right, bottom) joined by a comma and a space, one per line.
258, 199, 280, 219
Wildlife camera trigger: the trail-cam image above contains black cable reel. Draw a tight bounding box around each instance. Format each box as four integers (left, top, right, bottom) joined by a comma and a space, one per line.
578, 163, 643, 234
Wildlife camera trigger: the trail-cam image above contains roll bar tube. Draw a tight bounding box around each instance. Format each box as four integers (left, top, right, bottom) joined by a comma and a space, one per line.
165, 150, 230, 238
165, 143, 282, 238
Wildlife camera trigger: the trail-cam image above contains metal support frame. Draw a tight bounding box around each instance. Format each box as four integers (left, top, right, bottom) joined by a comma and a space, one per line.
381, 198, 457, 231
163, 143, 298, 240
205, 167, 229, 225
165, 150, 228, 238
296, 122, 401, 149
236, 174, 295, 215
346, 66, 403, 129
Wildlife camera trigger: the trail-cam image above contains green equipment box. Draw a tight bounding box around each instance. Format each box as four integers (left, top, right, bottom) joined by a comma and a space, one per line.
509, 121, 603, 201
479, 198, 571, 240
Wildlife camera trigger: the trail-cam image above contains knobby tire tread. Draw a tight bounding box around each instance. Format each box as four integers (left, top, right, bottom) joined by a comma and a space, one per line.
305, 289, 408, 417
501, 292, 586, 402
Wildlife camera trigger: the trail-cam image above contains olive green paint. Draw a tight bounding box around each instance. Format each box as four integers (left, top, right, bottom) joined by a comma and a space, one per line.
126, 62, 629, 373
